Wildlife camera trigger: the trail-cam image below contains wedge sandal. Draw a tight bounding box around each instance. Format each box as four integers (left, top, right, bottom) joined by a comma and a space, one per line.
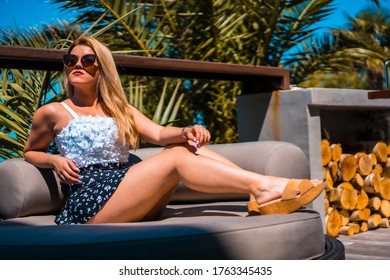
247, 179, 323, 215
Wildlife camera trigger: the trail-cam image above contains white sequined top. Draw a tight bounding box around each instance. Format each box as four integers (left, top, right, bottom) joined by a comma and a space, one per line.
55, 102, 129, 167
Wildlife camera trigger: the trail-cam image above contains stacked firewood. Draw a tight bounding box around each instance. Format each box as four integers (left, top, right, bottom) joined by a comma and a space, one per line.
322, 139, 390, 237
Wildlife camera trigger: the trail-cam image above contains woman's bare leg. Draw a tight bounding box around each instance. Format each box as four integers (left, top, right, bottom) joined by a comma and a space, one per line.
88, 143, 317, 223
140, 144, 244, 221
195, 144, 242, 169
195, 144, 256, 200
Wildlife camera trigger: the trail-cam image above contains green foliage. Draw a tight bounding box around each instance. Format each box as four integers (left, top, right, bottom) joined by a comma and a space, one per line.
0, 69, 63, 159
0, 21, 80, 160
286, 6, 390, 89
126, 78, 185, 126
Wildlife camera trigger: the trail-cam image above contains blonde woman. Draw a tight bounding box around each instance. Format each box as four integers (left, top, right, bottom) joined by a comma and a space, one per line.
24, 36, 323, 224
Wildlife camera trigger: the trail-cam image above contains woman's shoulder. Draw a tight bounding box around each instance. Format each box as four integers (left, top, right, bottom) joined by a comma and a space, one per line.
33, 101, 67, 120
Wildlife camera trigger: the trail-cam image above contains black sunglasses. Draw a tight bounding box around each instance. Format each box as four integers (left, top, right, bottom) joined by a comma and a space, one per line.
63, 54, 97, 69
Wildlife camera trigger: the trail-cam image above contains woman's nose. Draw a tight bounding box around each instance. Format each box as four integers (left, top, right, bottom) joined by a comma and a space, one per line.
74, 59, 83, 69
74, 64, 82, 69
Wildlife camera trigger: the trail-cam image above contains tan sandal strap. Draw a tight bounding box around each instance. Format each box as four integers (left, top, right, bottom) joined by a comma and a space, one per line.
247, 200, 259, 213
297, 180, 314, 195
281, 179, 301, 200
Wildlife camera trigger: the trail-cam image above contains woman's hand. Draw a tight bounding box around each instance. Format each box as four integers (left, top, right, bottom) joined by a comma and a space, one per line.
52, 156, 80, 184
182, 125, 211, 148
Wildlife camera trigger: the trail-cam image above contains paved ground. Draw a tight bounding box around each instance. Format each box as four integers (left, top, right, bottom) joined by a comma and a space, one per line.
337, 227, 390, 260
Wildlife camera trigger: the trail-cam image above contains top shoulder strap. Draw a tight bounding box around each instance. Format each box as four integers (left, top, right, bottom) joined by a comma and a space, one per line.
60, 102, 79, 119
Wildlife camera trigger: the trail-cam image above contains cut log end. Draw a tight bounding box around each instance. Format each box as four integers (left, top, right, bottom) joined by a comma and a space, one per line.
339, 154, 357, 182
326, 208, 342, 237
322, 139, 331, 166
373, 142, 388, 163
322, 139, 390, 236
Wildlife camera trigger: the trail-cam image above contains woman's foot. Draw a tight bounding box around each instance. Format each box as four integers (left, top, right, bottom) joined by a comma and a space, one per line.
249, 177, 323, 215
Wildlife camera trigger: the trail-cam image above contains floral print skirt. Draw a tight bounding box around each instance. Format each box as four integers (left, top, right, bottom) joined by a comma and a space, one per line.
55, 160, 136, 225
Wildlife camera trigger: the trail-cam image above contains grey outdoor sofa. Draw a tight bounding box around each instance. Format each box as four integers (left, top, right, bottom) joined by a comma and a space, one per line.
0, 141, 339, 260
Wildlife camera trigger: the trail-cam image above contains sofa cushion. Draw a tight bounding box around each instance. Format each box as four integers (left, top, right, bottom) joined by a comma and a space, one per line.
0, 202, 324, 260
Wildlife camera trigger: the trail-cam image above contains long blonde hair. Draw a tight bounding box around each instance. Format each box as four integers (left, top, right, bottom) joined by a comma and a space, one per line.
63, 36, 139, 148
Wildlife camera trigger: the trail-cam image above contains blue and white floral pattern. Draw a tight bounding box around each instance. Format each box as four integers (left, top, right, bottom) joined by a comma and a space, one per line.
55, 163, 130, 225
55, 116, 129, 168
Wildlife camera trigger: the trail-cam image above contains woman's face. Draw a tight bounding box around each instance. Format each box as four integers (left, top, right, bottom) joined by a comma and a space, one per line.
65, 44, 99, 88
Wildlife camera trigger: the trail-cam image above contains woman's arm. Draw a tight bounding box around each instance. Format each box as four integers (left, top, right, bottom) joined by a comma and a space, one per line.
24, 103, 79, 184
130, 105, 211, 147
24, 104, 58, 168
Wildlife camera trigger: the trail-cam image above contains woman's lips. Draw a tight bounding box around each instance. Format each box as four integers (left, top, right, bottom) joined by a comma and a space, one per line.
72, 70, 84, 75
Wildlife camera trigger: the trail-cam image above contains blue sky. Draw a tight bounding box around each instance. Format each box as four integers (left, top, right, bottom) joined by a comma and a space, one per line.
0, 0, 76, 29
0, 0, 388, 33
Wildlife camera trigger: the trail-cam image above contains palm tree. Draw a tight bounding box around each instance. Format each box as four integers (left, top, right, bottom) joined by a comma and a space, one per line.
334, 8, 390, 89
285, 3, 390, 89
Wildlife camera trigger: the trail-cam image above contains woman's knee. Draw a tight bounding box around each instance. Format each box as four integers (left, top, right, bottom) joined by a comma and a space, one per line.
164, 141, 198, 154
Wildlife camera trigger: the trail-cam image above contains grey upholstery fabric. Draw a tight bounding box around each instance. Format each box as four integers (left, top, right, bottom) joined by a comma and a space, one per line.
0, 159, 63, 219
0, 206, 324, 260
0, 141, 324, 259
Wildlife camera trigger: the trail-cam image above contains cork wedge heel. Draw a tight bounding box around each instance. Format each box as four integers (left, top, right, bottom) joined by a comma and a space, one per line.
247, 179, 324, 215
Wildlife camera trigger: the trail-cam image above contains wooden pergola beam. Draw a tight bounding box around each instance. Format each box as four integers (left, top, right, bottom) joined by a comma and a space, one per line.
0, 45, 290, 93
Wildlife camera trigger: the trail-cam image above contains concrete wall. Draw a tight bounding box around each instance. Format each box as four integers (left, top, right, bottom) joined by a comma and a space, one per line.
237, 88, 390, 227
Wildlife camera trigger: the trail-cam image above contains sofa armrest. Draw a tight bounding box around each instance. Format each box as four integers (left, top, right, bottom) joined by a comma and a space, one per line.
0, 158, 63, 219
